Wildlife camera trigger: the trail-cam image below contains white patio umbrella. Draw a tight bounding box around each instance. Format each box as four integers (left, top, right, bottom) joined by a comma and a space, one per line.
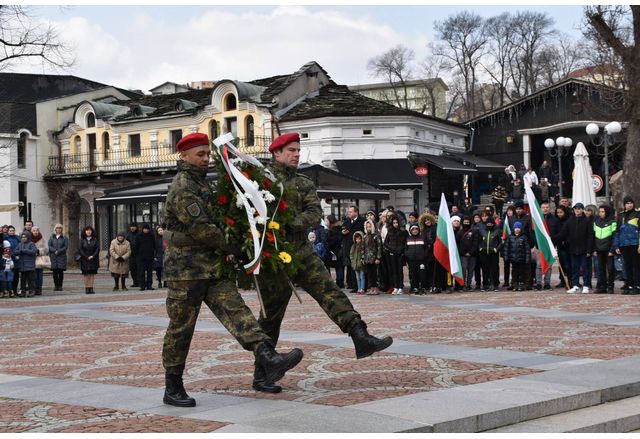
571, 141, 597, 207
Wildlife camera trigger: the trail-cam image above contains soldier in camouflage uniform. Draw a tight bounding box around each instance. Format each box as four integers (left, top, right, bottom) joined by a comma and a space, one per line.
253, 132, 393, 393
161, 133, 303, 407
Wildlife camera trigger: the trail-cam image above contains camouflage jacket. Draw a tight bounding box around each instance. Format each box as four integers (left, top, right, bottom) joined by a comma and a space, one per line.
267, 160, 322, 252
162, 161, 229, 281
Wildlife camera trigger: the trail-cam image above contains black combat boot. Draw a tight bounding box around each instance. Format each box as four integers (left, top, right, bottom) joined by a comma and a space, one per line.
252, 363, 282, 393
349, 321, 393, 359
254, 341, 303, 387
163, 372, 196, 407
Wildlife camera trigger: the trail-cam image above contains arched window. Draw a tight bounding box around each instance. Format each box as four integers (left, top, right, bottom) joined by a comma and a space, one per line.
102, 132, 110, 160
17, 132, 27, 169
224, 94, 237, 111
209, 120, 219, 141
86, 113, 96, 128
245, 115, 254, 146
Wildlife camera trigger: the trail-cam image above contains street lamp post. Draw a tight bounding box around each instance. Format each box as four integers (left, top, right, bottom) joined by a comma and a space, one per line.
586, 121, 622, 201
544, 136, 572, 198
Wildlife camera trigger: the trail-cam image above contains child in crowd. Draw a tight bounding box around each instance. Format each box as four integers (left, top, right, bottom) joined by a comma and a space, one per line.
15, 231, 37, 297
350, 231, 366, 295
405, 224, 428, 294
506, 222, 530, 291
362, 219, 382, 295
308, 231, 327, 260
1, 241, 14, 298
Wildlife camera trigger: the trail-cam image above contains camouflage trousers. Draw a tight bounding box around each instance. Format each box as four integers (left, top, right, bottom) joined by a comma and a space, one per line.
162, 278, 270, 374
257, 247, 362, 344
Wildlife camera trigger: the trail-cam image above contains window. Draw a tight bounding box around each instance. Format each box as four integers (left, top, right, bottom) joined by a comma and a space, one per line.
300, 132, 309, 140
73, 136, 81, 163
17, 132, 27, 168
102, 132, 110, 160
209, 120, 219, 141
86, 113, 96, 128
433, 134, 439, 142
245, 116, 254, 146
18, 181, 27, 222
170, 129, 182, 151
224, 94, 237, 111
362, 129, 373, 136
129, 134, 141, 157
225, 117, 237, 138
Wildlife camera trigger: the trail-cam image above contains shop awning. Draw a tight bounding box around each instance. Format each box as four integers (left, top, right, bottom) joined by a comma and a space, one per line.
411, 153, 477, 173
455, 153, 505, 172
298, 164, 390, 200
334, 159, 422, 189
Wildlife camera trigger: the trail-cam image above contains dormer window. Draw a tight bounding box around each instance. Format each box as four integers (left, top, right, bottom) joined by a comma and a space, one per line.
175, 102, 184, 112
225, 94, 237, 111
86, 113, 96, 128
362, 129, 373, 136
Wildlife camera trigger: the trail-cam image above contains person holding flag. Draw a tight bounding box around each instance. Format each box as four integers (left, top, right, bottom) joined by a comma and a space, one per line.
501, 205, 516, 289
533, 201, 560, 290
524, 182, 559, 291
434, 193, 465, 288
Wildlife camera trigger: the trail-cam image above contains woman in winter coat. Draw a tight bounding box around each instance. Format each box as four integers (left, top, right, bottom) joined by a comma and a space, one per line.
419, 211, 440, 292
15, 231, 37, 297
553, 205, 572, 290
134, 224, 156, 291
383, 216, 407, 295
109, 232, 131, 291
31, 226, 48, 296
362, 219, 382, 295
79, 225, 100, 294
325, 215, 344, 288
48, 224, 68, 291
154, 226, 166, 289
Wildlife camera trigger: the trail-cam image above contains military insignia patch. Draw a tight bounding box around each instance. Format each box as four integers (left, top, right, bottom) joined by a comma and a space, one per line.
186, 202, 202, 217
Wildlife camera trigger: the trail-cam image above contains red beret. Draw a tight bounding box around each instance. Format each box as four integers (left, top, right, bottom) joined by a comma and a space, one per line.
268, 132, 300, 153
176, 133, 209, 152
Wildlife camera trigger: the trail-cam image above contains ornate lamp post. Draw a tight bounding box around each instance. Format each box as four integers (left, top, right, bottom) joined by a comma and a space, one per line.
544, 136, 572, 198
586, 121, 622, 201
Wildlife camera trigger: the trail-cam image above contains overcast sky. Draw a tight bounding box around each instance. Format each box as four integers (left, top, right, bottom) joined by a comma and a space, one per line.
21, 4, 588, 93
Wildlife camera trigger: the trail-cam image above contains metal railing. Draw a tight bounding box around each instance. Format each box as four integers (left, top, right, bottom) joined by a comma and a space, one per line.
45, 136, 273, 177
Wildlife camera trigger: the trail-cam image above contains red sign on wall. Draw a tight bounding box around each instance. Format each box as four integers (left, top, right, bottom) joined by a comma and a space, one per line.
415, 166, 429, 177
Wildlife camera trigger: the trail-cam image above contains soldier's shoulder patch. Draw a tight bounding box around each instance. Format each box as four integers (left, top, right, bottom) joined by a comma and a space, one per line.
186, 202, 202, 217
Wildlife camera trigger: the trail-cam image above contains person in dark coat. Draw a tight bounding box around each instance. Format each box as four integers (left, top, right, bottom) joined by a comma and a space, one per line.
478, 217, 503, 291
419, 212, 439, 292
135, 223, 156, 291
405, 224, 427, 294
594, 204, 617, 294
506, 222, 531, 291
534, 201, 559, 290
613, 195, 640, 294
325, 215, 344, 288
5, 225, 20, 296
125, 222, 140, 287
553, 205, 572, 289
561, 203, 595, 293
508, 200, 533, 289
383, 216, 406, 294
79, 225, 100, 294
48, 223, 69, 291
341, 206, 365, 292
155, 226, 166, 289
15, 230, 37, 297
456, 216, 480, 291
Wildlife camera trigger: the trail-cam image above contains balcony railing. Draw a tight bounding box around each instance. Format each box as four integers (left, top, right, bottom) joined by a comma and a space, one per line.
45, 136, 273, 177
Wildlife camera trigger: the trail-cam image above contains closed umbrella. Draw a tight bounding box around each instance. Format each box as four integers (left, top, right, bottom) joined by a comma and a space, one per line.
571, 141, 597, 206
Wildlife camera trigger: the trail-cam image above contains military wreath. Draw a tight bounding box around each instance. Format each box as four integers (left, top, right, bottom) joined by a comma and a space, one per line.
210, 136, 303, 288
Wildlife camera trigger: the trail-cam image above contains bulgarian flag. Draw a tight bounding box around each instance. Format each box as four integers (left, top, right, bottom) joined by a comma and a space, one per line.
434, 193, 464, 285
502, 215, 511, 240
524, 181, 557, 273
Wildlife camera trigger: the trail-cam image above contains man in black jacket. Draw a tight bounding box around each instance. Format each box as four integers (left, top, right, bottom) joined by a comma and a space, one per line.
342, 206, 365, 292
534, 201, 560, 290
125, 223, 140, 287
456, 216, 479, 291
135, 224, 156, 291
562, 203, 595, 293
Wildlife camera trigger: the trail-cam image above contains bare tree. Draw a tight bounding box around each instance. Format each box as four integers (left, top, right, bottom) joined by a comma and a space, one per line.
418, 45, 452, 117
481, 12, 518, 107
536, 36, 588, 87
510, 11, 556, 95
0, 5, 74, 71
433, 11, 487, 121
584, 5, 640, 200
367, 45, 415, 109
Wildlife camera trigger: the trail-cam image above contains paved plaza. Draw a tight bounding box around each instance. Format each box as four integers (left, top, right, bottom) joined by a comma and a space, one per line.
1, 271, 640, 432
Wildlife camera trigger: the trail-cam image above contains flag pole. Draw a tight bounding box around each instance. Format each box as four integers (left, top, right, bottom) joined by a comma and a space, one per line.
556, 260, 571, 290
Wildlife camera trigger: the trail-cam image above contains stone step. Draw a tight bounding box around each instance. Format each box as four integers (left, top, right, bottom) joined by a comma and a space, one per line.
485, 395, 640, 433
353, 355, 640, 432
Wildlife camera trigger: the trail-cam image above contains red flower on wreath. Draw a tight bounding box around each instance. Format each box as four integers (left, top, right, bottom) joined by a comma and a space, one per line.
242, 171, 250, 179
262, 250, 271, 259
266, 231, 275, 243
278, 200, 289, 212
217, 195, 228, 205
263, 178, 272, 189
224, 217, 235, 226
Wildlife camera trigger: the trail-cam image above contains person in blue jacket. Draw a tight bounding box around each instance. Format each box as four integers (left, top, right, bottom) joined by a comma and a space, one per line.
614, 196, 640, 294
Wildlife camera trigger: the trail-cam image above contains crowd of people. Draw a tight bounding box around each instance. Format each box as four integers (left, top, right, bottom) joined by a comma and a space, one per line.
313, 195, 640, 296
0, 221, 166, 297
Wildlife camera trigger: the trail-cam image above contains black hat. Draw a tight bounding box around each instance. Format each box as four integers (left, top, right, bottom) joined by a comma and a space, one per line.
514, 200, 524, 208
142, 223, 151, 230
573, 202, 585, 209
130, 222, 138, 228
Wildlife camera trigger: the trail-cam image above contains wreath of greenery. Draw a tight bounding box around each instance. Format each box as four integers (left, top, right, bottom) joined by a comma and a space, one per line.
211, 150, 304, 288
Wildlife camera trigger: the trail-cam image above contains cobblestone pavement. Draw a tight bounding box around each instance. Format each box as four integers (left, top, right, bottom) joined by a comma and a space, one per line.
0, 271, 639, 432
